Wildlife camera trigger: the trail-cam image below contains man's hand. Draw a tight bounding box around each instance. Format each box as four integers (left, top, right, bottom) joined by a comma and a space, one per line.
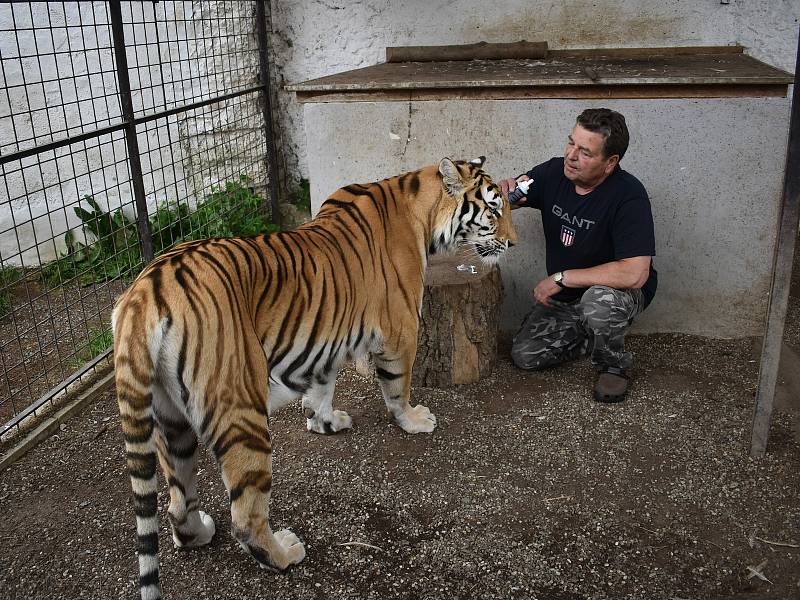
498, 177, 517, 196
533, 275, 561, 306
499, 175, 530, 207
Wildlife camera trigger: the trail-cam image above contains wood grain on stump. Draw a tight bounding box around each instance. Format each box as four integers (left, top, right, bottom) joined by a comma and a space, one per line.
412, 248, 504, 388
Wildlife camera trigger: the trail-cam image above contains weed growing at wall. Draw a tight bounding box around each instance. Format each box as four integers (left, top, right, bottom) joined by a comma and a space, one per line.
150, 200, 192, 254
0, 264, 22, 318
189, 176, 279, 238
288, 178, 311, 213
40, 196, 140, 287
41, 176, 278, 288
70, 325, 115, 368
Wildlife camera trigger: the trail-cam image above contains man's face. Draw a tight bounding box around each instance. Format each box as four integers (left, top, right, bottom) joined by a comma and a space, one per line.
563, 124, 619, 190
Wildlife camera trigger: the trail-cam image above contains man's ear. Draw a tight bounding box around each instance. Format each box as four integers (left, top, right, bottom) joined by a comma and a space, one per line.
604, 155, 620, 175
439, 157, 464, 197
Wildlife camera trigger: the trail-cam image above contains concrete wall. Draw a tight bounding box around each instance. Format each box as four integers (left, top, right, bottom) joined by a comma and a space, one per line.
270, 0, 800, 185
302, 96, 789, 337
276, 0, 799, 337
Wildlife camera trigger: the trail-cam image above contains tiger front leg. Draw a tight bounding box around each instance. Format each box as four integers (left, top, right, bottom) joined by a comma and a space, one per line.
374, 352, 437, 433
302, 379, 352, 434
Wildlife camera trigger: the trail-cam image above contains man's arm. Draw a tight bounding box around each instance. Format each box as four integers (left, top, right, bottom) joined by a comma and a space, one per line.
533, 256, 650, 306
561, 256, 651, 290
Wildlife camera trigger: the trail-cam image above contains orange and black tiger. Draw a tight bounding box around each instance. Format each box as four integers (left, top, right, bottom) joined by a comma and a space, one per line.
112, 157, 517, 599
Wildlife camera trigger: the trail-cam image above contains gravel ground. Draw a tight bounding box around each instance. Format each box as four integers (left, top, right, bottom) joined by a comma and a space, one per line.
1, 326, 799, 599
0, 278, 126, 426
1, 237, 799, 599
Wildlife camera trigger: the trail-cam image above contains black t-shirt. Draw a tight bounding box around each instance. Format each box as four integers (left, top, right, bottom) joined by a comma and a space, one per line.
518, 157, 657, 306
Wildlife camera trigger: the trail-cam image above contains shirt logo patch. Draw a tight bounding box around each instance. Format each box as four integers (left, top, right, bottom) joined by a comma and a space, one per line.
561, 225, 576, 247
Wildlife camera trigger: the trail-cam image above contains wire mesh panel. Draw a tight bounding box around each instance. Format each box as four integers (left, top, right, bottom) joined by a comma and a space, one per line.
0, 1, 273, 439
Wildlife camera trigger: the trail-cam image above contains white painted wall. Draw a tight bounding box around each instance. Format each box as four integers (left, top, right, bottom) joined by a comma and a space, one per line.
1, 0, 797, 283
273, 0, 799, 337
270, 0, 800, 184
0, 1, 264, 267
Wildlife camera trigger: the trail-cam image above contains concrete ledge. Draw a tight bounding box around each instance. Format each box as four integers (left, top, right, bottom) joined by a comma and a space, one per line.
287, 48, 793, 103
0, 370, 115, 472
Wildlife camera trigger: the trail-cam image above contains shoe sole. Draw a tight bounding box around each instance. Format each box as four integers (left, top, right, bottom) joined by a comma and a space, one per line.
593, 391, 627, 404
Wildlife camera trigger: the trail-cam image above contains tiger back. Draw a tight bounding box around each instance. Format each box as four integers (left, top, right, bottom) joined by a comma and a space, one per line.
112, 156, 517, 599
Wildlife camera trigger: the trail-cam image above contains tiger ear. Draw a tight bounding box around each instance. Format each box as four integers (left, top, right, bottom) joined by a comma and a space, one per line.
469, 156, 486, 167
439, 157, 464, 197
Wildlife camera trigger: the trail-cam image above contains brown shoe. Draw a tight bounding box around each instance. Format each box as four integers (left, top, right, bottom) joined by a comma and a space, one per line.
594, 372, 629, 403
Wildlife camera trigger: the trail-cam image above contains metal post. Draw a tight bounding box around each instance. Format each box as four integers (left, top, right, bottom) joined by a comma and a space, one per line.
109, 0, 154, 261
750, 26, 800, 457
255, 0, 282, 229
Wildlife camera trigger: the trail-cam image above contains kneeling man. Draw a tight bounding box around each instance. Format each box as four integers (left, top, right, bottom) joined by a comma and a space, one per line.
499, 108, 657, 403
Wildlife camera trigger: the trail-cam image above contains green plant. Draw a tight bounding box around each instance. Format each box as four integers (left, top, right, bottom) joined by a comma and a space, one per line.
70, 325, 114, 368
287, 178, 311, 213
189, 175, 278, 238
0, 264, 22, 318
41, 177, 278, 290
41, 196, 142, 287
150, 201, 192, 254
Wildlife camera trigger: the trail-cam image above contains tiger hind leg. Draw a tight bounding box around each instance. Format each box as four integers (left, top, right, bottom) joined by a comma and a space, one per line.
374, 349, 437, 434
213, 405, 305, 570
153, 393, 215, 549
302, 379, 352, 434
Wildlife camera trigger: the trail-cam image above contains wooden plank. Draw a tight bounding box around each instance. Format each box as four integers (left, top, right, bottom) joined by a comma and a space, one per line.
295, 84, 788, 104
549, 45, 745, 58
751, 29, 800, 458
387, 41, 548, 62
0, 369, 115, 472
285, 51, 793, 94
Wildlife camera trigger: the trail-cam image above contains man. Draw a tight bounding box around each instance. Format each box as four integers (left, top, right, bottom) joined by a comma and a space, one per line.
499, 108, 656, 403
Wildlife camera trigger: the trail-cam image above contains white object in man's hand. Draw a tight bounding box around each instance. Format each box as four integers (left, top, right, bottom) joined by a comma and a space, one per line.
499, 175, 531, 206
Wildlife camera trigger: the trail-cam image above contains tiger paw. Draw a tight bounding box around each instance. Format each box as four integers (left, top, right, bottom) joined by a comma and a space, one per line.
195, 511, 216, 546
173, 510, 216, 548
396, 404, 437, 434
306, 409, 353, 435
273, 528, 306, 566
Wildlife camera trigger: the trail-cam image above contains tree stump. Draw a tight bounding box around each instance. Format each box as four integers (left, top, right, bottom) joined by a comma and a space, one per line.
412, 248, 504, 387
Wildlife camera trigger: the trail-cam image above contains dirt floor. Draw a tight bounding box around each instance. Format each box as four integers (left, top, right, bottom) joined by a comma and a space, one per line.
0, 278, 126, 426
1, 263, 800, 599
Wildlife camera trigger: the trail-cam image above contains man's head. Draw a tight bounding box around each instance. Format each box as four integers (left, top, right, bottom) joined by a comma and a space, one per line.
577, 108, 629, 160
563, 108, 629, 192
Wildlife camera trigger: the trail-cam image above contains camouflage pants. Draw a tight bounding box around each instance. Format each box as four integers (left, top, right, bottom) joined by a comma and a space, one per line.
511, 285, 646, 375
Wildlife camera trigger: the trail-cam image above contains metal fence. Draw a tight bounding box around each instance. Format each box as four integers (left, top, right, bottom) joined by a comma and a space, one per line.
0, 1, 279, 439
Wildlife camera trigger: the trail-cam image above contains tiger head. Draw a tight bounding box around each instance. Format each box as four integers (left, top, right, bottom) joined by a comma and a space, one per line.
434, 156, 518, 264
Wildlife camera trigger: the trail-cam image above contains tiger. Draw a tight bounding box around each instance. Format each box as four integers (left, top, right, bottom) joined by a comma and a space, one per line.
112, 156, 517, 600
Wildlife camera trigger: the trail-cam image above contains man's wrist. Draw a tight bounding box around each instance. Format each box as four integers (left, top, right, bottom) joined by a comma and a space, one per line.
553, 271, 567, 288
